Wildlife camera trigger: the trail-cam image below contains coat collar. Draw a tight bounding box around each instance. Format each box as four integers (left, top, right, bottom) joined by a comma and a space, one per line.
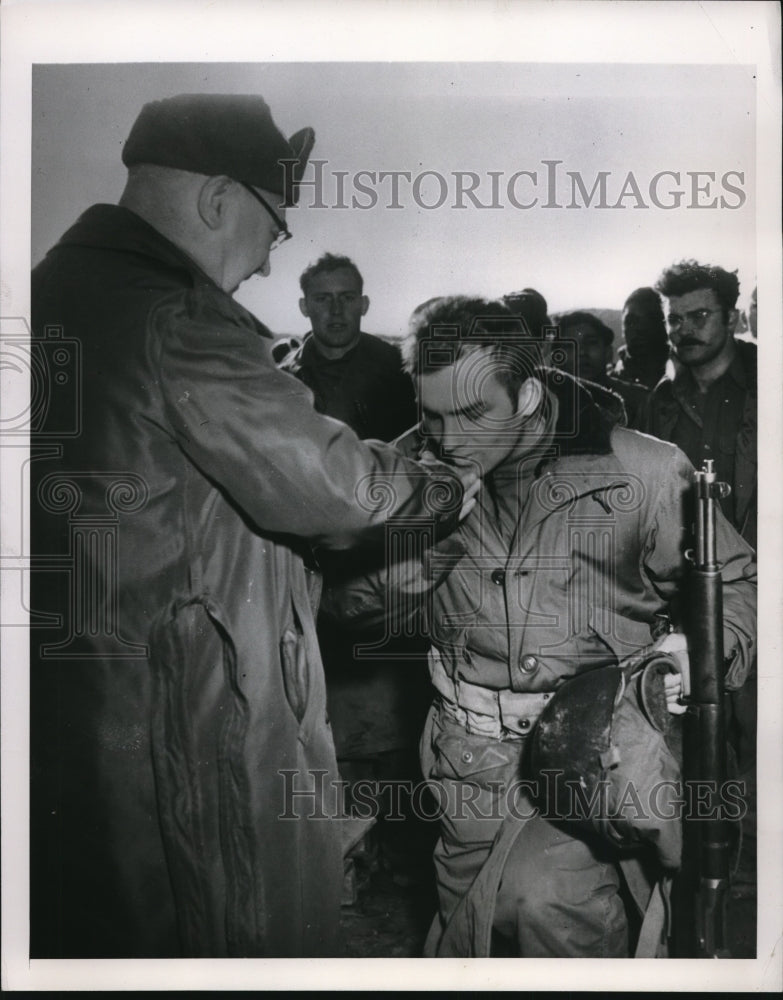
300, 331, 366, 366
537, 366, 619, 458
488, 371, 630, 541
52, 203, 216, 289
672, 341, 751, 403
51, 204, 275, 341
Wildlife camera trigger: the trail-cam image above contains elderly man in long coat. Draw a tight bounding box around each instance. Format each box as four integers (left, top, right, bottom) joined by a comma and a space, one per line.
29, 94, 470, 959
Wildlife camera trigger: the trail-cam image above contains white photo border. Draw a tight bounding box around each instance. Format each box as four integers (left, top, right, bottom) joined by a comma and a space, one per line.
2, 0, 781, 991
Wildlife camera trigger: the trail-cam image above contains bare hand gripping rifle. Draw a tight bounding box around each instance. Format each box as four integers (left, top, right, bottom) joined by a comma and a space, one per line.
674, 458, 732, 958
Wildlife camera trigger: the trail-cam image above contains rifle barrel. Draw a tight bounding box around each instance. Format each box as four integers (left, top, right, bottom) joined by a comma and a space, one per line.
686, 462, 731, 958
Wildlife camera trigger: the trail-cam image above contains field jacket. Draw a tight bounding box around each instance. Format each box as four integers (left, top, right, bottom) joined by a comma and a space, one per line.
329, 373, 756, 700
325, 372, 756, 956
643, 339, 757, 546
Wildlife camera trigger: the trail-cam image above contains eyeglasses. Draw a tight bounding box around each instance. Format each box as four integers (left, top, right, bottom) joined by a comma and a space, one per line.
241, 183, 292, 250
666, 308, 721, 332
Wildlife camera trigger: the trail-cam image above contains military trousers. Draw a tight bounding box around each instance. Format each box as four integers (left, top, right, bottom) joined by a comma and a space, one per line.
420, 703, 629, 958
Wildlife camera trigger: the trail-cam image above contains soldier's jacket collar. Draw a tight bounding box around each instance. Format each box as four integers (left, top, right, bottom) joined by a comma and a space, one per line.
538, 366, 619, 457
672, 341, 752, 407
516, 373, 631, 534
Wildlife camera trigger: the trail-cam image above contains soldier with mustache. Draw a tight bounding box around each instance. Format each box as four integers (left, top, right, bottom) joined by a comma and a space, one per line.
644, 258, 757, 900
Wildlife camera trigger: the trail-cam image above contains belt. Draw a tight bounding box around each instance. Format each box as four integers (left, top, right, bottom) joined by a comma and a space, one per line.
429, 646, 553, 740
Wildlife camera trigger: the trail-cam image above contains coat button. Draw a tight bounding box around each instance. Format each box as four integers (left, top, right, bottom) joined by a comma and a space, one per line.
521, 655, 539, 673
462, 750, 473, 763
491, 569, 505, 586
517, 718, 531, 731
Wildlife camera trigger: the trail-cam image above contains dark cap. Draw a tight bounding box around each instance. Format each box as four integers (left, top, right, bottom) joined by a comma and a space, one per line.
122, 93, 315, 206
502, 288, 550, 337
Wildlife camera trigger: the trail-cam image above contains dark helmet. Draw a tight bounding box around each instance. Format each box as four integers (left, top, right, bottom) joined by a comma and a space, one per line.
528, 651, 683, 869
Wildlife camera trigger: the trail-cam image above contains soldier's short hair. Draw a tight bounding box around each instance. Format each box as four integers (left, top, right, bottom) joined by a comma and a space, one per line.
655, 259, 740, 317
299, 253, 364, 295
402, 296, 543, 405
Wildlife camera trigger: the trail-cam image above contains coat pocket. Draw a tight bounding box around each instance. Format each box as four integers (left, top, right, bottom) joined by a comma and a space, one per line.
280, 626, 309, 724
149, 594, 257, 957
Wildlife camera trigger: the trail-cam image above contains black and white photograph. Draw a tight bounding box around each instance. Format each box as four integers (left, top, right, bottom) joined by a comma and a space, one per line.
1, 0, 781, 991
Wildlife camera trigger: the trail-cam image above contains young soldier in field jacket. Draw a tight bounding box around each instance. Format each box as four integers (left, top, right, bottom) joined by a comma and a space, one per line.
325, 296, 757, 957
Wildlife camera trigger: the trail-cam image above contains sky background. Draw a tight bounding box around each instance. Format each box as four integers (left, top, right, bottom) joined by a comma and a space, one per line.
32, 60, 757, 338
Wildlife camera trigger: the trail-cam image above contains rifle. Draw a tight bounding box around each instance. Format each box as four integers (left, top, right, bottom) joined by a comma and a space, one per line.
672, 458, 732, 957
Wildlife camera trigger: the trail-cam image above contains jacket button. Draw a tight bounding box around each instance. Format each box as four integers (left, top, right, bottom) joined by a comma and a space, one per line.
462, 750, 473, 763
491, 569, 505, 586
521, 655, 539, 673
517, 718, 531, 731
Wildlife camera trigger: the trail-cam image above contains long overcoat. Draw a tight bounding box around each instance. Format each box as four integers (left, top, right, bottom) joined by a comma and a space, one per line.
29, 204, 457, 958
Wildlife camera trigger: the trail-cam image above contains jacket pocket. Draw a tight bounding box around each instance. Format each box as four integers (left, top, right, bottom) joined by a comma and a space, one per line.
432, 728, 521, 787
588, 605, 654, 662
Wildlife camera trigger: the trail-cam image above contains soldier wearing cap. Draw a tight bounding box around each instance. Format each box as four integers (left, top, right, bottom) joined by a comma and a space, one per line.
550, 310, 650, 429
502, 287, 551, 339
29, 94, 474, 958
